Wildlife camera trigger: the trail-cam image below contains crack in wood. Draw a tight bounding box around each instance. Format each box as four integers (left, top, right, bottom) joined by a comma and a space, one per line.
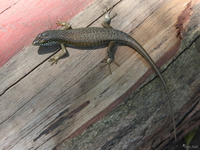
33, 101, 90, 142
0, 1, 18, 14
35, 130, 61, 150
0, 49, 60, 97
86, 0, 123, 27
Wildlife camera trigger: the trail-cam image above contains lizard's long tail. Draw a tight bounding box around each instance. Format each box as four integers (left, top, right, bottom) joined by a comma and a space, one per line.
122, 35, 177, 141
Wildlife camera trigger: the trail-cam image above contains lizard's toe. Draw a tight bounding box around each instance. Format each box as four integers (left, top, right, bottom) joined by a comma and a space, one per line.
49, 56, 60, 65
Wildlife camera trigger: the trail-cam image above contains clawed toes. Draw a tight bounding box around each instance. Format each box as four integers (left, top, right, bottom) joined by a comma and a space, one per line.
100, 58, 118, 74
103, 6, 117, 19
49, 57, 59, 65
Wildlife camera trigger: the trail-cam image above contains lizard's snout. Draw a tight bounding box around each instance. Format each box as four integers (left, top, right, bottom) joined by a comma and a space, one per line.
32, 39, 39, 45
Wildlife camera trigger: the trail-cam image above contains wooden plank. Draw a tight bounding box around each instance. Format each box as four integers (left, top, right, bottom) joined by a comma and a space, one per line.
0, 0, 93, 67
57, 2, 200, 149
0, 0, 197, 149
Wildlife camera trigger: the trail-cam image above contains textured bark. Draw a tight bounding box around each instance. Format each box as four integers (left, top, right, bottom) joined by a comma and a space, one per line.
1, 0, 200, 150
57, 2, 200, 150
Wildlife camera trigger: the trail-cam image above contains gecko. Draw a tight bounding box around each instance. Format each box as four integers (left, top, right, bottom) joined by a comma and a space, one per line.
32, 8, 177, 141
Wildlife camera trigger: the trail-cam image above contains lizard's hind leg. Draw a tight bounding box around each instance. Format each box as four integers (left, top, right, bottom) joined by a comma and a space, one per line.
101, 7, 119, 74
101, 41, 119, 74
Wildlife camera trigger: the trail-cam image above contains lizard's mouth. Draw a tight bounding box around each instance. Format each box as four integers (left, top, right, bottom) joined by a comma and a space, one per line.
32, 39, 59, 46
32, 39, 43, 46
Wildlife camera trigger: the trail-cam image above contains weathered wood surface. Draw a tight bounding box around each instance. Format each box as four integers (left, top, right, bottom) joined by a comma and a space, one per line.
58, 2, 200, 150
0, 0, 94, 67
1, 0, 200, 150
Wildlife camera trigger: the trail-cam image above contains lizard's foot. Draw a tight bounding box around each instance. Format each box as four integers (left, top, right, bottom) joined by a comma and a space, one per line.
103, 6, 117, 20
100, 58, 119, 74
56, 21, 71, 30
49, 55, 60, 65
101, 7, 117, 28
48, 43, 68, 65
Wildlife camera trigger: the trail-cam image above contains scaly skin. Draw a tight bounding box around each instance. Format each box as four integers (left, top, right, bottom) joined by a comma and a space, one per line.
32, 8, 177, 141
32, 27, 131, 47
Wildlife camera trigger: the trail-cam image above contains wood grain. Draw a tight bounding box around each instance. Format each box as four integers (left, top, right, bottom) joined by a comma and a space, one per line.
0, 0, 93, 67
0, 0, 198, 149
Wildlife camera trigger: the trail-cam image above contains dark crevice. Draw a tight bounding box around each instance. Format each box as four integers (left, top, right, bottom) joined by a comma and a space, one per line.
0, 1, 18, 14
0, 49, 60, 97
86, 0, 123, 27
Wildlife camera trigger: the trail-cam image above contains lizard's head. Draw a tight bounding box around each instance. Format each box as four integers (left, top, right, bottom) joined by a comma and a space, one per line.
32, 31, 60, 46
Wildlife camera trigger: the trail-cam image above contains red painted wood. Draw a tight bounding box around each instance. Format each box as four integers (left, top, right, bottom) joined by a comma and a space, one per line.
0, 0, 93, 67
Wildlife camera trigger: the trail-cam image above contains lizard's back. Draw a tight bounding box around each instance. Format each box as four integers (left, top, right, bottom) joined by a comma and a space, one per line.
42, 27, 132, 47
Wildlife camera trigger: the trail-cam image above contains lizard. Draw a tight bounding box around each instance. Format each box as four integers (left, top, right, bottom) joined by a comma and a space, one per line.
32, 7, 177, 141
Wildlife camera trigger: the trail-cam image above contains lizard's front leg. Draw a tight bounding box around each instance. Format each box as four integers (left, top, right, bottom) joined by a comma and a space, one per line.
56, 21, 72, 30
49, 43, 69, 65
48, 21, 71, 65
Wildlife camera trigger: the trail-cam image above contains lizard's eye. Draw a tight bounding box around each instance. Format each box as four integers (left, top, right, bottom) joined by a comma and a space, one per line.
37, 32, 49, 39
41, 33, 49, 38
37, 34, 42, 38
